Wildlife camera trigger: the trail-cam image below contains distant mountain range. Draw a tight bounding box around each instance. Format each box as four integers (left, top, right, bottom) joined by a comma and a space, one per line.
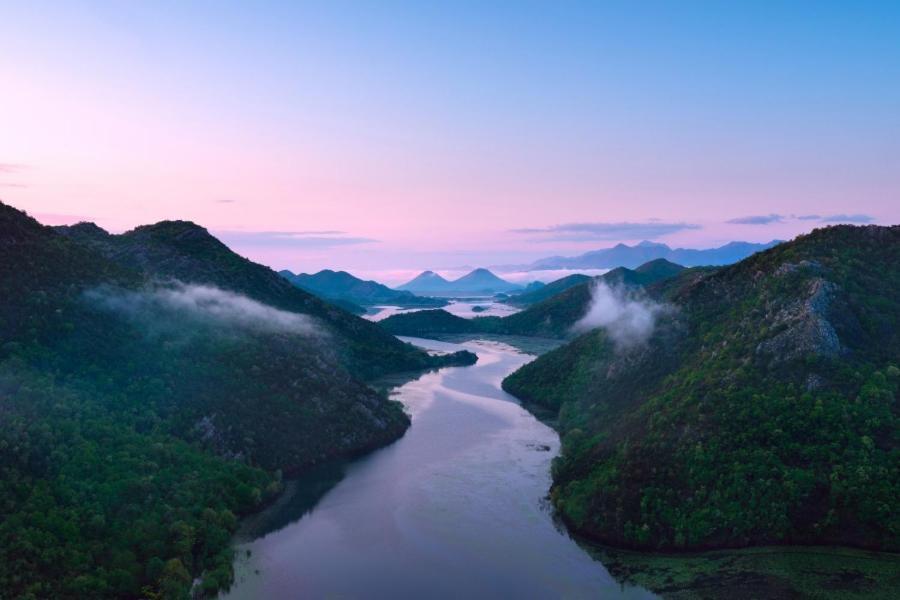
397, 268, 521, 296
380, 259, 686, 339
279, 269, 446, 309
503, 240, 782, 271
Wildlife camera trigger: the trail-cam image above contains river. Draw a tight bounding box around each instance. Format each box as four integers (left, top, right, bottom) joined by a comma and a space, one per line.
222, 337, 655, 599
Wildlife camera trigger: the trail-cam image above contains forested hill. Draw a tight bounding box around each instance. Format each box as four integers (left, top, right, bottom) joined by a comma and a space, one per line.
503, 274, 590, 307
0, 202, 470, 599
56, 219, 453, 378
503, 225, 900, 553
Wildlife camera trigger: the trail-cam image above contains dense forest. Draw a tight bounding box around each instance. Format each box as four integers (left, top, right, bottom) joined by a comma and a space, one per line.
503, 225, 900, 552
501, 273, 590, 307
0, 202, 472, 599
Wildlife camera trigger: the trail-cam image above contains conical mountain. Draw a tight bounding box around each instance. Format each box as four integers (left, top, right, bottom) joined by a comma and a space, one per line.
396, 270, 452, 292
451, 268, 521, 293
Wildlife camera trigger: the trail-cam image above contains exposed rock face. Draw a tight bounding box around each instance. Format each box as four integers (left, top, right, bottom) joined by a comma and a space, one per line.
757, 278, 841, 363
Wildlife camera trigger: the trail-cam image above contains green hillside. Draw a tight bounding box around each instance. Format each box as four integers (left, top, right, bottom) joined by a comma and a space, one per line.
56, 220, 461, 379
504, 274, 590, 307
0, 202, 471, 599
503, 225, 900, 553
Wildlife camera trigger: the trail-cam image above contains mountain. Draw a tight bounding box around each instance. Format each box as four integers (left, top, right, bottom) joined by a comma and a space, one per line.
55, 220, 463, 379
279, 269, 445, 309
451, 268, 522, 293
323, 296, 367, 315
520, 280, 546, 292
0, 201, 473, 599
502, 225, 900, 553
380, 259, 685, 339
504, 274, 590, 307
396, 270, 451, 292
520, 239, 781, 270
397, 268, 521, 296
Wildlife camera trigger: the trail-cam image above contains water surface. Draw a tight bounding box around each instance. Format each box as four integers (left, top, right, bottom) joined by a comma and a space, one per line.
224, 337, 654, 599
365, 299, 520, 321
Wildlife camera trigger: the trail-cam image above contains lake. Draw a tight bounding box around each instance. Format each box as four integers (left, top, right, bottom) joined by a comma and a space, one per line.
365, 299, 521, 321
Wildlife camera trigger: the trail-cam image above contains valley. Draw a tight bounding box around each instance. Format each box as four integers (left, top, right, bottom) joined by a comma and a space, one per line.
6, 6, 898, 598
222, 338, 655, 600
1, 200, 897, 599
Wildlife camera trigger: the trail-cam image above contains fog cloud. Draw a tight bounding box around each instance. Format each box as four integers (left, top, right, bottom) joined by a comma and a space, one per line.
572, 281, 666, 348
86, 281, 320, 337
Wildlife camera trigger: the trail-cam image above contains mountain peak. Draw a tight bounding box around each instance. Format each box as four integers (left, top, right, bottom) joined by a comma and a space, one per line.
127, 220, 213, 241
397, 268, 519, 294
0, 201, 52, 244
55, 221, 110, 243
455, 268, 505, 282
636, 240, 669, 248
396, 270, 451, 292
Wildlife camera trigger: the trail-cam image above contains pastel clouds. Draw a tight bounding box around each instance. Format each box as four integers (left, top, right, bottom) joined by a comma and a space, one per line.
510, 221, 701, 242
727, 213, 875, 226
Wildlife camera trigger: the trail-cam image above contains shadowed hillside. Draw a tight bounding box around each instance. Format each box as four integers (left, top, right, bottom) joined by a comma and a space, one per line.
0, 202, 473, 599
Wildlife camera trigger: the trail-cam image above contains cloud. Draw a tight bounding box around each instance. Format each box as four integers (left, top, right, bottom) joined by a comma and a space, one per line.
0, 163, 27, 174
0, 163, 30, 188
510, 221, 700, 242
86, 281, 321, 337
820, 213, 874, 223
572, 281, 668, 348
215, 230, 377, 248
726, 214, 784, 225
727, 213, 876, 226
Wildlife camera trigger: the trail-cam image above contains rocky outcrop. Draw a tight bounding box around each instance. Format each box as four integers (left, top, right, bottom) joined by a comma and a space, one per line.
756, 278, 841, 363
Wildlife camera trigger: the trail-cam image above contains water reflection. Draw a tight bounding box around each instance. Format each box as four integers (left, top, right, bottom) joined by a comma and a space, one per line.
223, 338, 655, 599
365, 299, 521, 322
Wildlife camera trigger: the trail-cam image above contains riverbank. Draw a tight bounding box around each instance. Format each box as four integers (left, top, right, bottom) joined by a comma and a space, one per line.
500, 340, 900, 599
223, 333, 900, 599
222, 337, 654, 599
585, 543, 900, 599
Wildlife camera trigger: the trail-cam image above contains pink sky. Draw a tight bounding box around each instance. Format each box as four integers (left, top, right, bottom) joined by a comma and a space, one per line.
1, 3, 897, 277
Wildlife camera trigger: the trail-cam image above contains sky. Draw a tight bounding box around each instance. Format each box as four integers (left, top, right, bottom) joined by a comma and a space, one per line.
1, 1, 898, 281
